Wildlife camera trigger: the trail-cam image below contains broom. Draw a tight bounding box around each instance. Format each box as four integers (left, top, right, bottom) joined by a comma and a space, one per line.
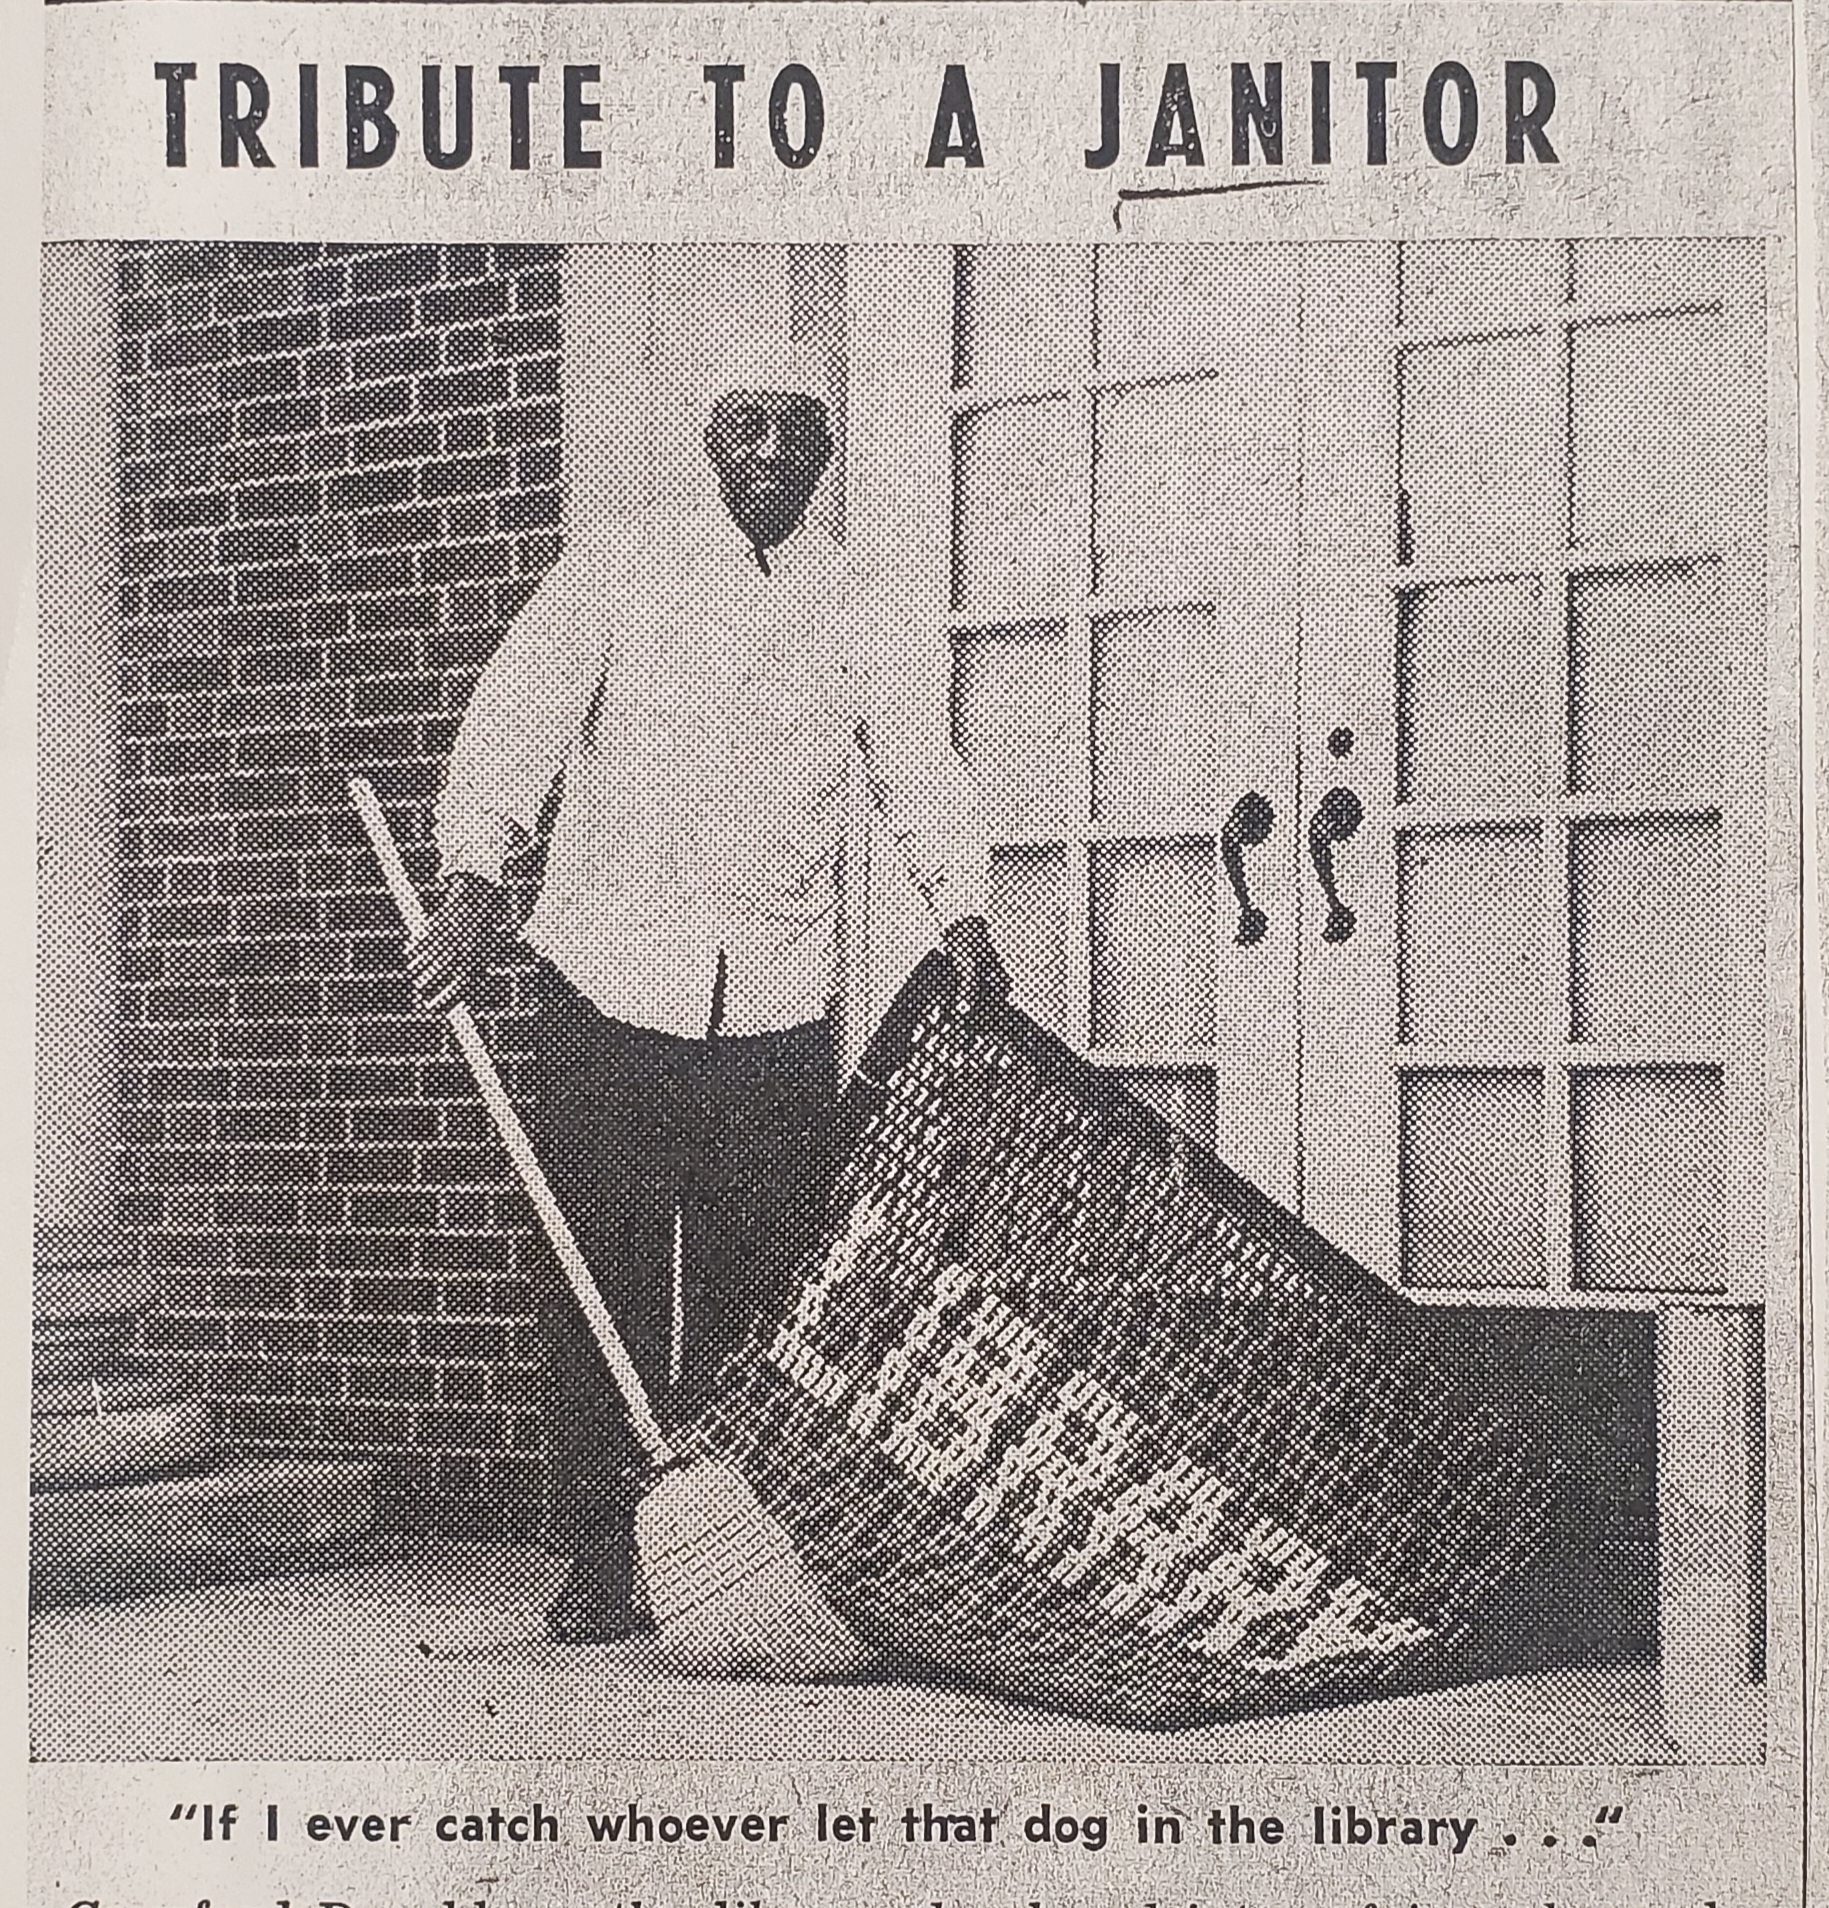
349, 777, 873, 1681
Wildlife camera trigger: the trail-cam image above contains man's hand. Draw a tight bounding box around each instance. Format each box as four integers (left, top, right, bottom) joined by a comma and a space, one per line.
941, 914, 1011, 1021
406, 873, 520, 1013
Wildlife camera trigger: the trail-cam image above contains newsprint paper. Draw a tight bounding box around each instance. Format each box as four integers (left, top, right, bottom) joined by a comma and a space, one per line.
14, 3, 1815, 1907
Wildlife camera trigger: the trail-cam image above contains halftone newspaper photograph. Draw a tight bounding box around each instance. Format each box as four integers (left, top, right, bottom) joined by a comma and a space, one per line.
18, 5, 1812, 1907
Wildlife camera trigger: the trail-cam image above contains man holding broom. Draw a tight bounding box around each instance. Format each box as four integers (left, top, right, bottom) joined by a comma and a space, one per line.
407, 360, 1006, 1644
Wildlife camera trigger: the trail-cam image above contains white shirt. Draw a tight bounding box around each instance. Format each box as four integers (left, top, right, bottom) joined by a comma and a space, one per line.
435, 510, 989, 1037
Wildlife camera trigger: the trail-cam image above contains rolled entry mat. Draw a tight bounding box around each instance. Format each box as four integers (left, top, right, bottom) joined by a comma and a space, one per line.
693, 954, 1584, 1729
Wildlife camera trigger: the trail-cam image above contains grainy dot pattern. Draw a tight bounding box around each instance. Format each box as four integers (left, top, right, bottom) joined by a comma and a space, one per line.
107, 241, 566, 1545
697, 955, 1620, 1730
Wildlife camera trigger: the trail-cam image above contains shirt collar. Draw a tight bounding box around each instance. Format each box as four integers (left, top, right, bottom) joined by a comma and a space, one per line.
704, 504, 818, 576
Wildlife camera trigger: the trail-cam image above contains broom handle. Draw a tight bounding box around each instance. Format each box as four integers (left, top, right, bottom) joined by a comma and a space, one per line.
349, 777, 675, 1470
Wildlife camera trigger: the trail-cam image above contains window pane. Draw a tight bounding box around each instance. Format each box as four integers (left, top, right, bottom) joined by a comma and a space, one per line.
1400, 1069, 1546, 1289
1399, 826, 1545, 1046
1088, 838, 1216, 1049
1096, 244, 1298, 379
1094, 375, 1296, 601
1399, 240, 1564, 332
1569, 816, 1724, 1046
951, 622, 1078, 829
954, 246, 1091, 389
1092, 606, 1282, 826
952, 399, 1080, 610
1400, 332, 1556, 561
1396, 577, 1547, 805
1571, 1067, 1726, 1292
1570, 311, 1758, 548
1568, 560, 1726, 799
985, 845, 1074, 1043
1570, 238, 1759, 313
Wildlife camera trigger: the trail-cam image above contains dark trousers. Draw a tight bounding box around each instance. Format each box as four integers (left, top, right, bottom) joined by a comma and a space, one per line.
522, 959, 839, 1556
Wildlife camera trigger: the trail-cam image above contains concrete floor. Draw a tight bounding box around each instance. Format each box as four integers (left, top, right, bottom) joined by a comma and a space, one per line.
30, 1544, 1672, 1764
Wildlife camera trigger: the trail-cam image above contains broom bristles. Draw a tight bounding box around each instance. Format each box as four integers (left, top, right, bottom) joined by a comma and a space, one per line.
637, 1459, 874, 1681
349, 782, 866, 1678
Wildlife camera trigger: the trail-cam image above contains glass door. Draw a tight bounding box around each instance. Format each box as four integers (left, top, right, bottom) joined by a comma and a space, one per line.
938, 243, 1308, 1205
1299, 238, 1767, 1306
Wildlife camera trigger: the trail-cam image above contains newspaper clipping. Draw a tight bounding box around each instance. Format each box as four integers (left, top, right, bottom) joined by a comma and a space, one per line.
23, 3, 1811, 1906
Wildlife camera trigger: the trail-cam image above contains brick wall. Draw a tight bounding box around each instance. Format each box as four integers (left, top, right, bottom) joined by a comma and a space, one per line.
116, 242, 566, 1544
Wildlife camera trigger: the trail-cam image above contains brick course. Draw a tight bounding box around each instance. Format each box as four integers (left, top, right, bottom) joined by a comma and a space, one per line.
118, 242, 564, 1544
